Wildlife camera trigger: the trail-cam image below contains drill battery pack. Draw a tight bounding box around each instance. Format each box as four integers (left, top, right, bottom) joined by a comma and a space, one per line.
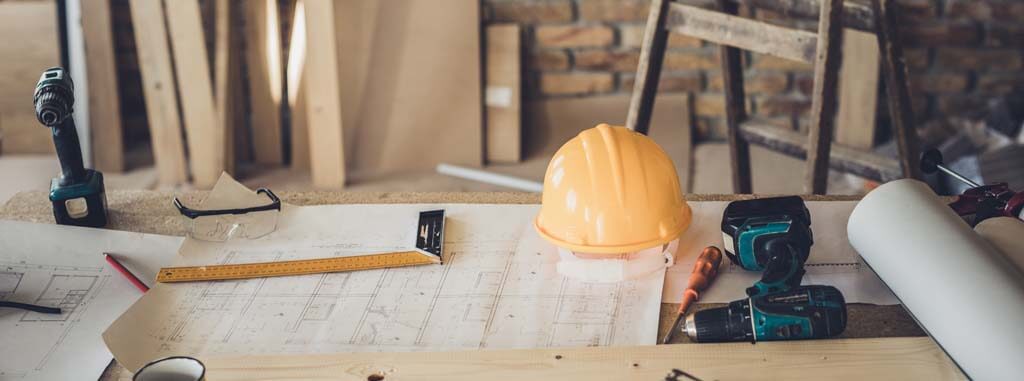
720, 196, 813, 270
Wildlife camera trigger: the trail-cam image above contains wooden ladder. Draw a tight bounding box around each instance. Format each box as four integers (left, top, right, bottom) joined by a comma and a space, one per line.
626, 0, 922, 194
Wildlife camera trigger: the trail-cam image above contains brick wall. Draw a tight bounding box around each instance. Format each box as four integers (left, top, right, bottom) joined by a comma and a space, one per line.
483, 0, 1024, 141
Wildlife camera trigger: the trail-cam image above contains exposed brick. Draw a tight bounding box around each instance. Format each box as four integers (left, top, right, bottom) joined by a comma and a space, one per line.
694, 93, 727, 117
946, 0, 993, 20
574, 49, 639, 71
976, 73, 1024, 95
756, 95, 812, 117
752, 55, 813, 71
535, 25, 614, 48
707, 72, 788, 94
794, 74, 814, 95
993, 2, 1024, 22
578, 0, 649, 22
910, 72, 969, 93
620, 72, 703, 92
905, 48, 931, 70
619, 25, 702, 48
988, 23, 1024, 48
936, 95, 989, 115
896, 0, 938, 22
490, 1, 574, 23
664, 50, 721, 70
902, 22, 981, 46
540, 72, 614, 95
529, 50, 571, 70
935, 48, 1023, 70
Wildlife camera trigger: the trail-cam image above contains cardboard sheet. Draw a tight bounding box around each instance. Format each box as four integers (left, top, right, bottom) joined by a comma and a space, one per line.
104, 176, 664, 371
0, 221, 182, 381
664, 201, 899, 305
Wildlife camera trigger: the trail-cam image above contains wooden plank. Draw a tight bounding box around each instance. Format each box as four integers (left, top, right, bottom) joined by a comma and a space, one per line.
666, 3, 818, 64
214, 0, 236, 175
740, 120, 901, 181
804, 0, 844, 194
872, 0, 922, 181
287, 0, 309, 170
835, 29, 879, 150
303, 0, 345, 188
203, 337, 964, 380
0, 1, 60, 154
165, 0, 225, 189
81, 0, 124, 172
128, 0, 188, 185
717, 0, 752, 194
485, 24, 521, 163
337, 0, 482, 177
737, 0, 876, 32
625, 0, 671, 134
245, 0, 284, 165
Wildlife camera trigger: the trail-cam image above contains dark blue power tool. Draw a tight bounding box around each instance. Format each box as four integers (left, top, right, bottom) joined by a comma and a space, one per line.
721, 196, 812, 296
34, 67, 108, 227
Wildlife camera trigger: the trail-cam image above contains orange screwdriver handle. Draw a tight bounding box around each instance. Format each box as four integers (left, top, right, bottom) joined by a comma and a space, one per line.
675, 246, 723, 314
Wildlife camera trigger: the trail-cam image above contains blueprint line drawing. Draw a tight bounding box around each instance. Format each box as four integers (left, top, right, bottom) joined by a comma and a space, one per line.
105, 201, 665, 371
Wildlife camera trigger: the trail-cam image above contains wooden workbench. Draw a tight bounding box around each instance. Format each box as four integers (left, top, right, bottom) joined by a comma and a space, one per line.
0, 190, 926, 380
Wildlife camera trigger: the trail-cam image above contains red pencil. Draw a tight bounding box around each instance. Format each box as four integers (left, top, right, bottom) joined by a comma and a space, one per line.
104, 253, 150, 292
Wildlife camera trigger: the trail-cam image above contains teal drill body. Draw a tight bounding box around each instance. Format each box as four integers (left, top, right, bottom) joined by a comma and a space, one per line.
722, 196, 813, 296
684, 285, 847, 343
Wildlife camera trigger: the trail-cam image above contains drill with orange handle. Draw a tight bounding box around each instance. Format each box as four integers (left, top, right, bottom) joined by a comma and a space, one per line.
662, 246, 723, 344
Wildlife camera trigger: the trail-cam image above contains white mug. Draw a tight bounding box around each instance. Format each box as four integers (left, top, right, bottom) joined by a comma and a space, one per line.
133, 356, 206, 381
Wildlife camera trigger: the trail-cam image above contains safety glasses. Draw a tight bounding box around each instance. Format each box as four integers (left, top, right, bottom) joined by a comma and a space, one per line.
174, 188, 281, 241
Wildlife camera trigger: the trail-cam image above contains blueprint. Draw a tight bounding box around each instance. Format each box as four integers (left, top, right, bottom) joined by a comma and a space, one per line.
104, 176, 665, 371
664, 201, 898, 305
0, 221, 183, 381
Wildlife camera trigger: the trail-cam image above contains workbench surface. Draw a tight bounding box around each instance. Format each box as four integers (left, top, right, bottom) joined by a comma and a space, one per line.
0, 190, 924, 380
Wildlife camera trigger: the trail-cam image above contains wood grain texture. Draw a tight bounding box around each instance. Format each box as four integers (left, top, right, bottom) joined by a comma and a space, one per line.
287, 0, 308, 170
666, 2, 818, 64
625, 0, 670, 134
245, 0, 284, 165
872, 0, 922, 181
717, 0, 753, 194
128, 0, 188, 185
214, 0, 237, 175
804, 0, 844, 194
835, 29, 879, 150
485, 24, 521, 163
165, 0, 225, 188
0, 1, 60, 154
303, 0, 345, 188
81, 0, 124, 172
202, 337, 963, 380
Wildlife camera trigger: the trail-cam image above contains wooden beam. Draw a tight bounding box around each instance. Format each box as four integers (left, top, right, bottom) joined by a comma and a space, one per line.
666, 2, 818, 64
625, 0, 671, 134
214, 0, 236, 175
245, 0, 284, 165
303, 0, 345, 188
804, 0, 844, 194
165, 0, 225, 189
287, 0, 309, 170
81, 0, 124, 173
485, 24, 522, 164
127, 0, 188, 185
203, 337, 964, 380
873, 0, 923, 181
717, 0, 752, 194
835, 29, 879, 150
737, 0, 876, 32
740, 120, 901, 181
0, 1, 60, 154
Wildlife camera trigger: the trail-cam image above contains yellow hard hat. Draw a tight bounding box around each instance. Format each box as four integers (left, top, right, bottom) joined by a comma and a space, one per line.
534, 124, 692, 254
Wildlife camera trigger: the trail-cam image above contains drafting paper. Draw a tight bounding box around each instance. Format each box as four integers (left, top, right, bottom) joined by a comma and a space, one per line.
0, 221, 182, 381
848, 179, 1024, 381
104, 176, 665, 372
974, 217, 1024, 272
663, 201, 898, 305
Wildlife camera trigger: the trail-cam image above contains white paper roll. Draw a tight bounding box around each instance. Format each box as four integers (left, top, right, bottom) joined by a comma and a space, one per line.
975, 217, 1024, 273
848, 179, 1024, 381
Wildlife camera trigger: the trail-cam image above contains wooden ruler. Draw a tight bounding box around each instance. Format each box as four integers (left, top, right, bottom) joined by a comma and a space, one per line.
156, 251, 441, 283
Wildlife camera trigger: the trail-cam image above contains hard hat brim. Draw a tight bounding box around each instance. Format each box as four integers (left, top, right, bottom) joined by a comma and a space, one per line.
533, 203, 692, 255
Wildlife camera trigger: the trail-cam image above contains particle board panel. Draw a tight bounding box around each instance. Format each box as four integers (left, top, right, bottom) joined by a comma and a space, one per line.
335, 0, 482, 178
0, 1, 60, 154
485, 24, 521, 164
165, 0, 225, 189
202, 337, 963, 380
128, 0, 188, 185
835, 29, 879, 150
245, 0, 284, 165
303, 0, 345, 188
81, 0, 124, 172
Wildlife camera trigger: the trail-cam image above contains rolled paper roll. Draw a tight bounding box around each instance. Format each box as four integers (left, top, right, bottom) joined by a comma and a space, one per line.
974, 217, 1024, 273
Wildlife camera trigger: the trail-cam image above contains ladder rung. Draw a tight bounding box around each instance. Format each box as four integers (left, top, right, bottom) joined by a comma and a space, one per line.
666, 3, 818, 64
736, 0, 876, 32
738, 120, 903, 181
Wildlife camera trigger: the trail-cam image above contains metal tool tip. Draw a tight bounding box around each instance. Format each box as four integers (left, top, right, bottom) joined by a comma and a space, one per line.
684, 314, 697, 340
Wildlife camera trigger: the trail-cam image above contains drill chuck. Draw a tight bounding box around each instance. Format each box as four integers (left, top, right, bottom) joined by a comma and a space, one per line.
34, 67, 75, 127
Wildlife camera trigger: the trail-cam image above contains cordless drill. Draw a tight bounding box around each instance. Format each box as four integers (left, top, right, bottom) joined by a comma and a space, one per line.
34, 67, 108, 227
721, 196, 813, 296
680, 285, 847, 343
